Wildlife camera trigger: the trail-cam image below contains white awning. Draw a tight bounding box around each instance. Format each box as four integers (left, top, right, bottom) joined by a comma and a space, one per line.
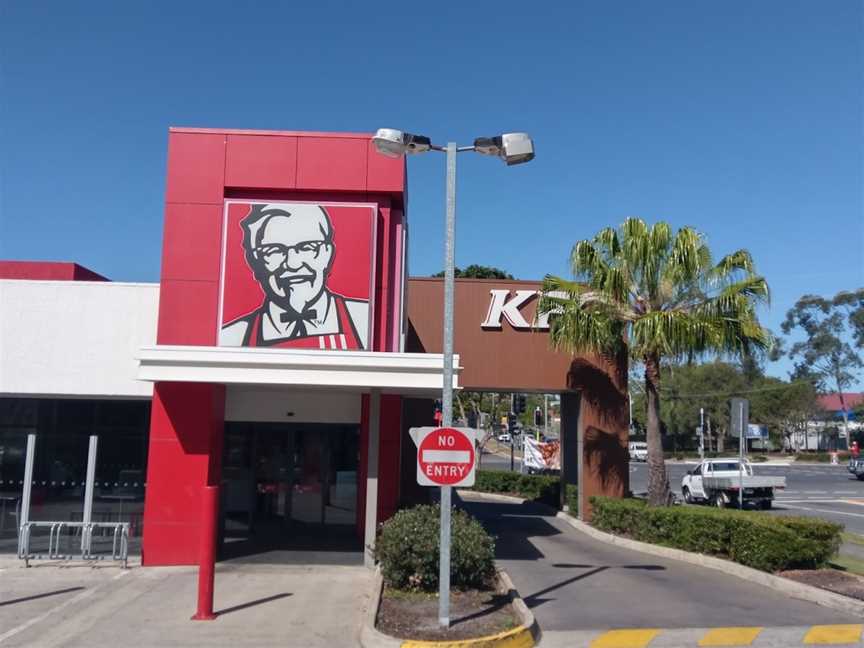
137, 345, 459, 395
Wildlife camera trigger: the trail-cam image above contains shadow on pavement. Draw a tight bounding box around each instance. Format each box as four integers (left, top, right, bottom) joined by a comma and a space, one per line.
214, 592, 293, 616
0, 586, 85, 607
458, 498, 563, 561
521, 564, 667, 610
451, 593, 512, 627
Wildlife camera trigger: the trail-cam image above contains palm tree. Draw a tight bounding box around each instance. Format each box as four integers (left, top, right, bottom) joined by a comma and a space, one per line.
539, 218, 770, 506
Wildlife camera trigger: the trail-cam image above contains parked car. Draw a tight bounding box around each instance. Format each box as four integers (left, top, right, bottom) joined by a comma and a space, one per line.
681, 458, 785, 509
628, 441, 648, 462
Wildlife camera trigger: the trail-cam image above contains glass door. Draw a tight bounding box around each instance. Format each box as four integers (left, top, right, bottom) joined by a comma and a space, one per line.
290, 428, 323, 526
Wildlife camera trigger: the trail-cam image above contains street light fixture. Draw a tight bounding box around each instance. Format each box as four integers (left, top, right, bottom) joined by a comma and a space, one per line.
373, 127, 535, 629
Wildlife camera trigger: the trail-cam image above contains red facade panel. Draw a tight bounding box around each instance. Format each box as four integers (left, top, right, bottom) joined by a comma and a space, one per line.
296, 137, 368, 191
147, 127, 408, 565
225, 134, 298, 190
0, 261, 108, 281
377, 395, 402, 523
143, 382, 225, 565
156, 279, 219, 345
160, 204, 223, 282
165, 132, 226, 204
366, 140, 405, 193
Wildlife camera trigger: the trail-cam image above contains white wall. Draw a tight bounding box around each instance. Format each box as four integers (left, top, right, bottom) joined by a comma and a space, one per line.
225, 386, 361, 423
0, 280, 158, 398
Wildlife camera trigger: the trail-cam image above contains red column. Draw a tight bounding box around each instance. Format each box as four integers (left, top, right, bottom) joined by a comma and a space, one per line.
142, 382, 225, 565
191, 485, 220, 620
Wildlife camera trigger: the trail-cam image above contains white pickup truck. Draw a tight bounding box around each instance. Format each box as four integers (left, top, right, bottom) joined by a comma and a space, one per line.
681, 458, 785, 510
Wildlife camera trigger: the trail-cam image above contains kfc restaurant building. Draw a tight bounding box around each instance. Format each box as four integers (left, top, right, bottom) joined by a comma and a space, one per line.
0, 128, 627, 567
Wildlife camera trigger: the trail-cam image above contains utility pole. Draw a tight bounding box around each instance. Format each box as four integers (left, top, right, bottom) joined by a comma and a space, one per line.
544, 394, 549, 440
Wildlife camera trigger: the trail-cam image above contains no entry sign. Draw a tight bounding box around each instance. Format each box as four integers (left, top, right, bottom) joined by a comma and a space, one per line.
410, 427, 476, 487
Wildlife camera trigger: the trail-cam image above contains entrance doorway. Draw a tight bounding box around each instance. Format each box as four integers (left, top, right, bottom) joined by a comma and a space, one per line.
219, 422, 361, 561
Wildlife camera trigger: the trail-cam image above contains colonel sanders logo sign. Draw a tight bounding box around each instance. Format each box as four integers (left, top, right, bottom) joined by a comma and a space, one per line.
219, 201, 375, 350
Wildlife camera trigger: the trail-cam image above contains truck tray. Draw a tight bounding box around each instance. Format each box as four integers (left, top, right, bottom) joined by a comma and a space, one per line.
702, 475, 786, 489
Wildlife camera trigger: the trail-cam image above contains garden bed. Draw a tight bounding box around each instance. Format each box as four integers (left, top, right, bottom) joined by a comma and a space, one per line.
376, 585, 520, 641
781, 569, 864, 602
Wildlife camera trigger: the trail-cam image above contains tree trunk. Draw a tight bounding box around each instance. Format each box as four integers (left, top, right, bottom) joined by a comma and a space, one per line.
645, 355, 673, 506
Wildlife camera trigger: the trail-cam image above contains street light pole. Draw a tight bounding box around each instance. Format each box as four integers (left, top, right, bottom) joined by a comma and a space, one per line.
439, 142, 457, 628
372, 127, 534, 631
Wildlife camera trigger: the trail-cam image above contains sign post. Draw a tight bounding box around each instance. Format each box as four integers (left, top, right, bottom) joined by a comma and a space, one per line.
409, 426, 476, 629
730, 398, 749, 510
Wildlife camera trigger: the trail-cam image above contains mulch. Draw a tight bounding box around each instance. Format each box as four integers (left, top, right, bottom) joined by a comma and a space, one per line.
376, 587, 520, 641
780, 569, 864, 601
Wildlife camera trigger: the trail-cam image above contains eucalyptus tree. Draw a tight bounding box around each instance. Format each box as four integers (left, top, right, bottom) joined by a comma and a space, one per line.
781, 290, 864, 443
539, 218, 771, 505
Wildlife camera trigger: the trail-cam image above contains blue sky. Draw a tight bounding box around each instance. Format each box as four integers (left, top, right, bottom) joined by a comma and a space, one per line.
1, 1, 862, 385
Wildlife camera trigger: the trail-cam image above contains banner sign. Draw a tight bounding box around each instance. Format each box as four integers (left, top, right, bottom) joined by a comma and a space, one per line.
523, 437, 560, 471
746, 424, 768, 439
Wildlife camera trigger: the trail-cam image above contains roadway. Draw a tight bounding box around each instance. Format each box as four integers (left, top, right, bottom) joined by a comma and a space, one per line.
630, 461, 864, 536
456, 492, 847, 635
480, 449, 864, 538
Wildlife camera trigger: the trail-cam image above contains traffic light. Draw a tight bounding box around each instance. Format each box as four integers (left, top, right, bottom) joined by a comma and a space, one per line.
467, 410, 478, 428
534, 406, 543, 426
515, 394, 526, 414
507, 412, 517, 432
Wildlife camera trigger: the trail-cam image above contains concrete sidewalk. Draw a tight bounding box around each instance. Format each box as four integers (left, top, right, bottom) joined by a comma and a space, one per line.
0, 557, 371, 647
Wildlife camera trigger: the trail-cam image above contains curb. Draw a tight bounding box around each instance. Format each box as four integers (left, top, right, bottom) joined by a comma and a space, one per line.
555, 511, 864, 616
359, 567, 539, 648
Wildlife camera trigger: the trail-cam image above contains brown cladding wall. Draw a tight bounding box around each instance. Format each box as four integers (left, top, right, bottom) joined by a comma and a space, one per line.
407, 278, 575, 392
406, 277, 629, 520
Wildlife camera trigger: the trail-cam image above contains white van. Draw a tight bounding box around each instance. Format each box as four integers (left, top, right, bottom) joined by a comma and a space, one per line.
628, 441, 648, 462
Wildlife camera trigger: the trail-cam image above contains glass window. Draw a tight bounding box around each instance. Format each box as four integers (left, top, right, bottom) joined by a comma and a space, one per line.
0, 397, 150, 551
711, 462, 740, 472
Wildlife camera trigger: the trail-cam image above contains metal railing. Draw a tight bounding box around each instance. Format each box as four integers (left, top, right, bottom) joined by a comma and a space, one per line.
17, 520, 129, 568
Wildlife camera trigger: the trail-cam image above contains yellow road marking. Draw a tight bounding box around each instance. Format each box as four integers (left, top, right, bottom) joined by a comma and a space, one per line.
699, 627, 763, 646
590, 629, 660, 648
804, 624, 864, 644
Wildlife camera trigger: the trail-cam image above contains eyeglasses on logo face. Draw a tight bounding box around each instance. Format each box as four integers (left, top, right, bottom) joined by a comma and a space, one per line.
256, 241, 328, 267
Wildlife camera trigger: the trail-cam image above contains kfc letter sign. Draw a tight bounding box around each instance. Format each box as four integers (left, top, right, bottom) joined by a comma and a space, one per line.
410, 427, 476, 487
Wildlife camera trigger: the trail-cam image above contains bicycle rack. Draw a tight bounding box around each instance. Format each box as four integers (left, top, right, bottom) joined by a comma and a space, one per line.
18, 521, 129, 568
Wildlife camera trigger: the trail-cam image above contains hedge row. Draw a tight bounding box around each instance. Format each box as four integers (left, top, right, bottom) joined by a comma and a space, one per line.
472, 470, 561, 506
590, 496, 841, 572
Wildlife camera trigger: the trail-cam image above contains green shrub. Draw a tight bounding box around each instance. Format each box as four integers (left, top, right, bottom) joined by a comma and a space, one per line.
375, 504, 496, 591
589, 496, 841, 572
472, 470, 560, 506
